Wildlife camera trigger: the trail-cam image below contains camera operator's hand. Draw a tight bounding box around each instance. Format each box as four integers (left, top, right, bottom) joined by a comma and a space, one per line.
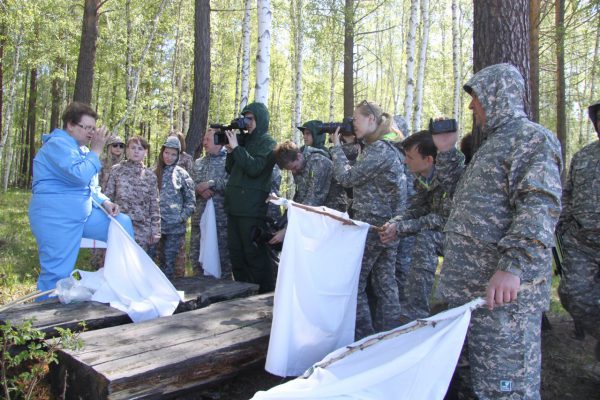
378, 222, 398, 244
431, 117, 458, 152
268, 227, 287, 245
330, 127, 341, 147
224, 130, 238, 152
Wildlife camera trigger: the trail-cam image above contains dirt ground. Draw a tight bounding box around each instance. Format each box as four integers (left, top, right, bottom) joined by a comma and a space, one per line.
180, 312, 599, 400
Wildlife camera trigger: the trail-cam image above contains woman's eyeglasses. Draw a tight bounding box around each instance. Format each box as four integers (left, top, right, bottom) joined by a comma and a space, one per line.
77, 123, 96, 132
112, 143, 125, 149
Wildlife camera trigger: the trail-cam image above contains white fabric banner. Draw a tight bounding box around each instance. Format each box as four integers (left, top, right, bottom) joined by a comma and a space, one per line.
199, 198, 221, 278
254, 298, 485, 400
265, 201, 370, 377
90, 220, 183, 323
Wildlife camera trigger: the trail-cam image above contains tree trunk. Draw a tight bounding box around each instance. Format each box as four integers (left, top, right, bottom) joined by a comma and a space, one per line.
22, 68, 37, 188
50, 61, 62, 131
529, 0, 540, 123
472, 0, 531, 152
239, 0, 252, 112
255, 0, 271, 105
124, 0, 132, 137
0, 21, 4, 144
169, 0, 184, 129
73, 0, 102, 104
451, 0, 461, 124
586, 15, 600, 144
403, 0, 419, 130
186, 0, 211, 159
555, 0, 567, 164
413, 0, 430, 131
292, 0, 304, 144
343, 0, 354, 117
329, 49, 336, 122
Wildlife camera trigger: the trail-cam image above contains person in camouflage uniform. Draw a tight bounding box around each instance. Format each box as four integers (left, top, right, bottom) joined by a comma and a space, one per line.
557, 100, 600, 361
268, 140, 334, 245
326, 133, 361, 213
331, 100, 407, 340
433, 63, 562, 399
299, 120, 328, 152
169, 131, 194, 276
190, 129, 231, 279
381, 130, 463, 320
104, 136, 160, 253
224, 102, 277, 293
154, 136, 196, 279
91, 135, 126, 269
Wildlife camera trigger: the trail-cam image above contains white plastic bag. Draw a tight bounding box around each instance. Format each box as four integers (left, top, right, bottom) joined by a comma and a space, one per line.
55, 269, 103, 304
199, 198, 221, 278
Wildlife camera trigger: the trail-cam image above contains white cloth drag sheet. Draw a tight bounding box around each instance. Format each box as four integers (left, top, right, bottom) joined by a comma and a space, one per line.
199, 198, 221, 278
265, 201, 370, 377
254, 298, 485, 400
89, 219, 183, 322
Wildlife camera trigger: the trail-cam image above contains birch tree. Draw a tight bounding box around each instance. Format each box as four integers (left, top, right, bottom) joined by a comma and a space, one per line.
403, 0, 419, 131
291, 0, 304, 144
555, 0, 566, 163
255, 0, 271, 105
240, 0, 252, 112
413, 0, 430, 131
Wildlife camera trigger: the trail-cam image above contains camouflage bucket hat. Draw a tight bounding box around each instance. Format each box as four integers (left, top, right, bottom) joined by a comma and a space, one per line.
106, 135, 125, 146
163, 136, 181, 151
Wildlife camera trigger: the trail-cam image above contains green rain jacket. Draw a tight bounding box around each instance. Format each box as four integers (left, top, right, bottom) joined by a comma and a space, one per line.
299, 120, 328, 152
224, 102, 276, 217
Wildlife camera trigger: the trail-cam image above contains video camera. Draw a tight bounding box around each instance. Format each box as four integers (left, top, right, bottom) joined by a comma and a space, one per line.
429, 118, 458, 135
318, 117, 354, 135
250, 214, 288, 252
210, 116, 250, 145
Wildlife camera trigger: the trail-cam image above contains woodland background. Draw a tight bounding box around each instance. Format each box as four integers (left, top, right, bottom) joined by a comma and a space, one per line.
0, 0, 599, 193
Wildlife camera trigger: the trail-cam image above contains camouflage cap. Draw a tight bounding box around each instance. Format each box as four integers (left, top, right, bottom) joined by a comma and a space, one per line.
106, 135, 125, 146
163, 136, 181, 151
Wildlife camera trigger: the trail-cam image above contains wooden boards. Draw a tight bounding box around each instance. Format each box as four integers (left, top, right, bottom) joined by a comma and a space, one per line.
51, 294, 273, 399
0, 277, 258, 337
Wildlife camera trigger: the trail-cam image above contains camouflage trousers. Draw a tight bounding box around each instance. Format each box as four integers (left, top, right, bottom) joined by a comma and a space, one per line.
189, 206, 233, 280
395, 234, 415, 310
557, 230, 600, 341
355, 229, 401, 341
157, 233, 185, 279
402, 230, 444, 320
437, 232, 550, 400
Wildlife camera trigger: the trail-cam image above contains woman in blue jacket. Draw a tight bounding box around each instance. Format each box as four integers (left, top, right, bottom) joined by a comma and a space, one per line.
29, 102, 134, 294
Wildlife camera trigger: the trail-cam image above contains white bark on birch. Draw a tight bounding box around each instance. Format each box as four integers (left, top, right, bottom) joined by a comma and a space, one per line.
413, 0, 430, 131
293, 0, 304, 144
240, 0, 252, 112
451, 0, 461, 125
255, 0, 271, 106
114, 0, 170, 134
403, 0, 419, 132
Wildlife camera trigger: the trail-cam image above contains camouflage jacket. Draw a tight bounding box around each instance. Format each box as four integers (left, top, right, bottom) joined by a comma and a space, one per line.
293, 146, 333, 206
177, 151, 194, 174
392, 150, 464, 235
99, 153, 124, 190
331, 139, 407, 226
192, 149, 228, 215
443, 63, 563, 280
557, 140, 600, 236
104, 160, 161, 238
325, 142, 360, 212
159, 164, 196, 234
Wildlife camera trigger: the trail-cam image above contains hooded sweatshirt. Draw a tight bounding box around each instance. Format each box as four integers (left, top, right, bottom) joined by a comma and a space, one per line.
225, 102, 276, 217
557, 100, 600, 236
299, 120, 328, 152
442, 63, 562, 283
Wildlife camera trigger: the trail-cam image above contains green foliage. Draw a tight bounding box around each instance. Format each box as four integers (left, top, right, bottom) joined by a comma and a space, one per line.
0, 319, 84, 400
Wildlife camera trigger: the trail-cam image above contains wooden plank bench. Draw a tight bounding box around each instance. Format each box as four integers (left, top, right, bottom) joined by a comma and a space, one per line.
0, 277, 258, 337
50, 294, 273, 399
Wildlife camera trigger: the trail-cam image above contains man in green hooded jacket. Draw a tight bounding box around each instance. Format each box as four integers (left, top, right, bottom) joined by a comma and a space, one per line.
224, 102, 277, 293
299, 120, 328, 152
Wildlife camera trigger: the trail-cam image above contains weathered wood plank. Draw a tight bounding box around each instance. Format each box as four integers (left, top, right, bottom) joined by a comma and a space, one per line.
0, 277, 259, 337
51, 294, 274, 400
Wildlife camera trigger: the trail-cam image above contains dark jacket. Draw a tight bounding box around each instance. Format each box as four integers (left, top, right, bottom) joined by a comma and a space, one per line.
299, 120, 327, 152
225, 102, 276, 217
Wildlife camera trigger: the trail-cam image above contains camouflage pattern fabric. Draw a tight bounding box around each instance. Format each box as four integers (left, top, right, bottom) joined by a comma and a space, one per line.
325, 142, 360, 212
189, 149, 232, 279
99, 152, 124, 190
173, 150, 195, 274
157, 233, 186, 279
158, 164, 195, 276
177, 151, 194, 174
557, 140, 600, 343
104, 160, 160, 252
331, 139, 407, 340
267, 165, 283, 220
435, 63, 562, 399
292, 146, 333, 206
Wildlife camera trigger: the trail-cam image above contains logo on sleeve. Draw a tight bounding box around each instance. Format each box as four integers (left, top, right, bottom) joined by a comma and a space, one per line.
500, 380, 513, 392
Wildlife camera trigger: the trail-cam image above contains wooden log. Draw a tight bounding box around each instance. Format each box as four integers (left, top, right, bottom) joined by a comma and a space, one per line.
0, 277, 258, 337
51, 294, 274, 399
